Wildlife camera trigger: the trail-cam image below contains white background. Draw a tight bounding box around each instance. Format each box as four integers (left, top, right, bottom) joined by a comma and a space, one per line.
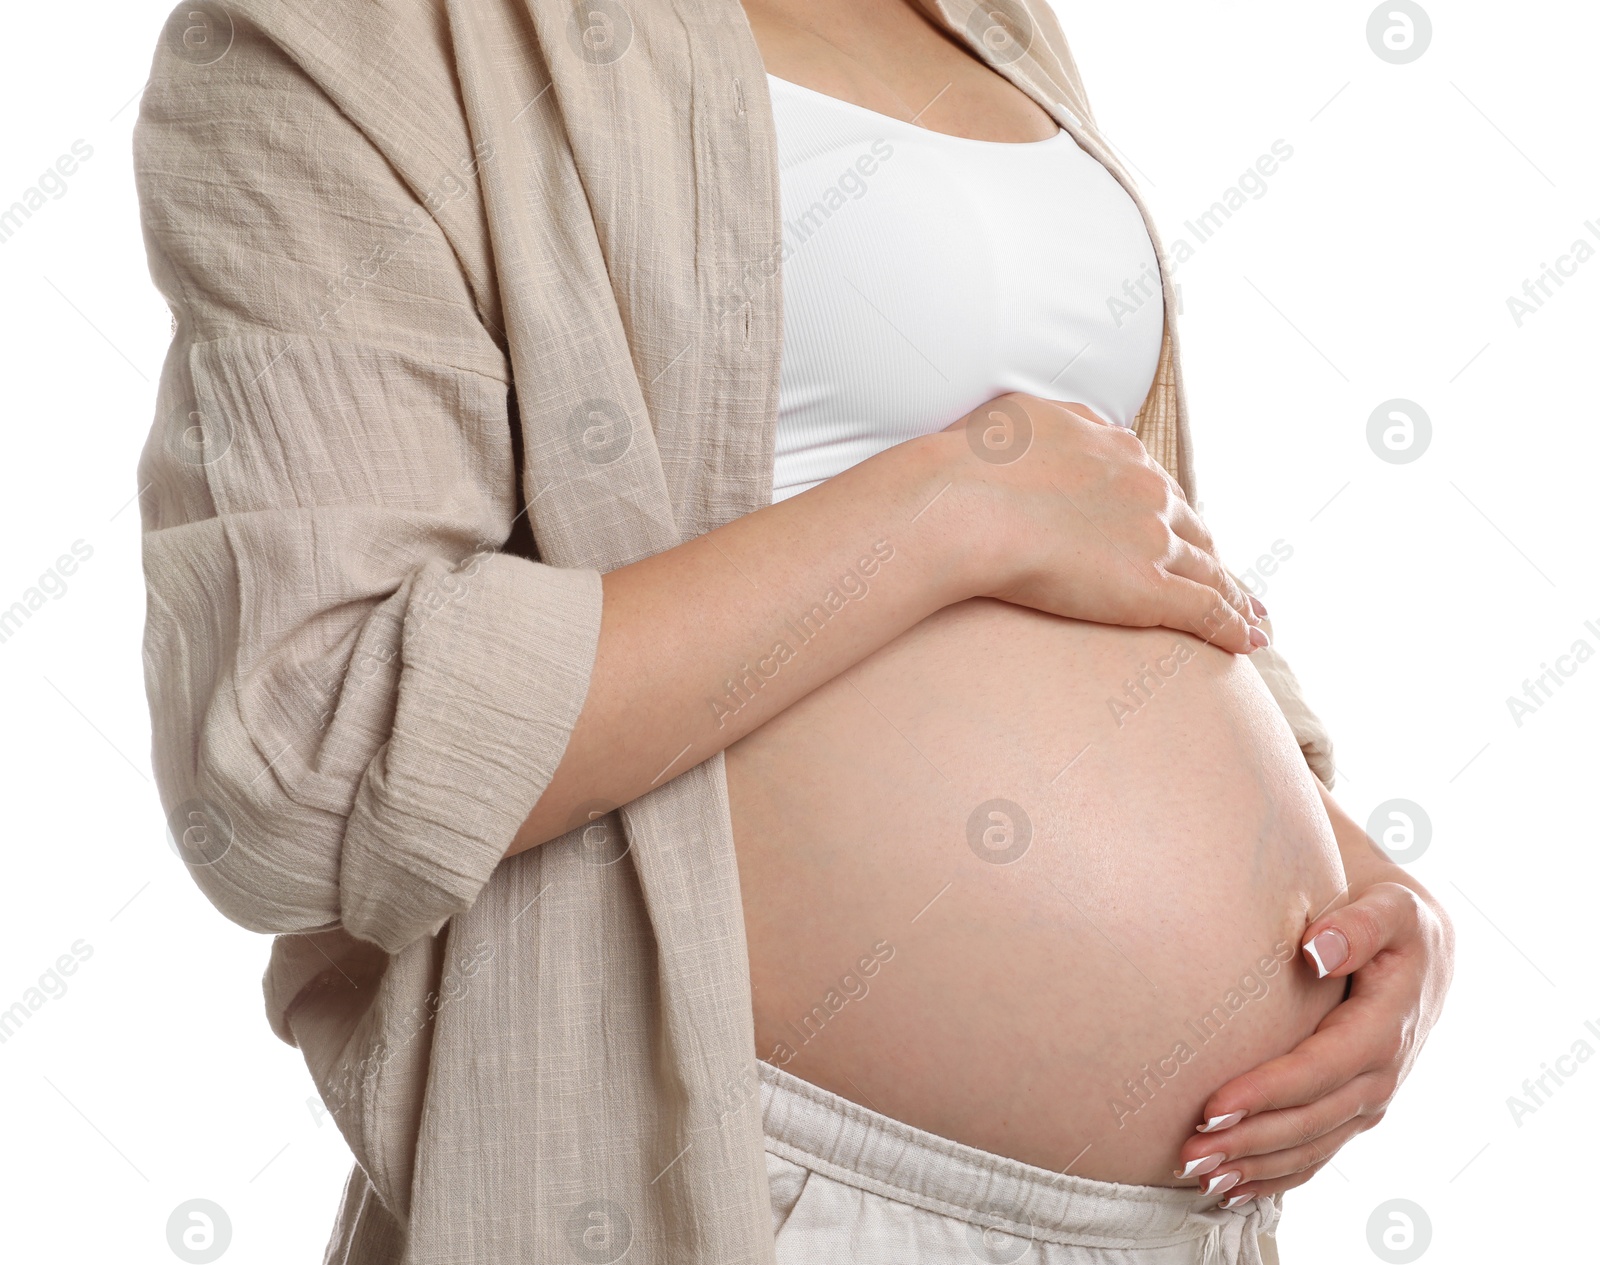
0, 1, 1591, 1261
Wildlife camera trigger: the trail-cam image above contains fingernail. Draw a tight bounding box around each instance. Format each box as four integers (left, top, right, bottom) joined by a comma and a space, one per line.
1220, 1193, 1254, 1210
1303, 928, 1349, 978
1247, 594, 1268, 619
1202, 1170, 1240, 1197
1247, 626, 1269, 650
1196, 1111, 1246, 1133
1174, 1153, 1225, 1180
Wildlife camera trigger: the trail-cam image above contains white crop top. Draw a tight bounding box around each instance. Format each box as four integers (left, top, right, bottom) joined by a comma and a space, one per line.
768, 72, 1164, 503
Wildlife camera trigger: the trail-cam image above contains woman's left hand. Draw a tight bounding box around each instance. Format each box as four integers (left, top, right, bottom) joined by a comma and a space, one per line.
1173, 862, 1455, 1205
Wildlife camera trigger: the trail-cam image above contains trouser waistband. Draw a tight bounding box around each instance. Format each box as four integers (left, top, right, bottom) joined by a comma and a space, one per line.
758, 1060, 1282, 1262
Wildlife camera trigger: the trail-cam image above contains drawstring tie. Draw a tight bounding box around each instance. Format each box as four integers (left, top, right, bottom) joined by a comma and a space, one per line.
1200, 1194, 1280, 1264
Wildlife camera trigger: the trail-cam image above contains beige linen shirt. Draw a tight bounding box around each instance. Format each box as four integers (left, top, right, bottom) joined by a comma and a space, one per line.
133, 1, 1334, 1260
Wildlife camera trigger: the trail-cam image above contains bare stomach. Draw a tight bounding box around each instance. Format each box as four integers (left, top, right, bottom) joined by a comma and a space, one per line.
725, 597, 1348, 1186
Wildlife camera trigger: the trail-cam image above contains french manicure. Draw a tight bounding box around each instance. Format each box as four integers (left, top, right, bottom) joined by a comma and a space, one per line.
1220, 1193, 1254, 1210
1247, 594, 1267, 619
1303, 928, 1349, 978
1174, 1153, 1225, 1180
1247, 626, 1269, 650
1202, 1171, 1240, 1197
1196, 1111, 1246, 1133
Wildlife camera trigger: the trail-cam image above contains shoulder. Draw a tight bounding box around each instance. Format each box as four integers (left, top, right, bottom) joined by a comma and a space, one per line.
136, 0, 512, 343
140, 0, 471, 158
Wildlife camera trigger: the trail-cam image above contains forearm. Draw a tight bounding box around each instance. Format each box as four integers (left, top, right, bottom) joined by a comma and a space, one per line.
510, 390, 1269, 858
508, 433, 972, 855
1320, 781, 1424, 899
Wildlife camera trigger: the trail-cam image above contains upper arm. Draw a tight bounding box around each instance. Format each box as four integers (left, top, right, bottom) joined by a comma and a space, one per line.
134, 10, 603, 951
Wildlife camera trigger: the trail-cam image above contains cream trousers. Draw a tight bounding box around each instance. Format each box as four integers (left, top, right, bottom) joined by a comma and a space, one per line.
760, 1061, 1283, 1264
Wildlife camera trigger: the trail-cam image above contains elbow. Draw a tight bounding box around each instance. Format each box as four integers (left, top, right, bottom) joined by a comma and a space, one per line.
164, 750, 491, 956
165, 772, 347, 939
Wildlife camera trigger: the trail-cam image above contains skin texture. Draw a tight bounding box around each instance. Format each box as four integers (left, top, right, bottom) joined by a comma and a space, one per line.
726, 600, 1351, 1183
741, 0, 1063, 145
1172, 788, 1454, 1204
729, 0, 1454, 1205
510, 399, 1259, 855
510, 0, 1453, 1210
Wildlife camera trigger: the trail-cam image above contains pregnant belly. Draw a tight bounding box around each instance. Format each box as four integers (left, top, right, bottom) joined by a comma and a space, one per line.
725, 598, 1348, 1185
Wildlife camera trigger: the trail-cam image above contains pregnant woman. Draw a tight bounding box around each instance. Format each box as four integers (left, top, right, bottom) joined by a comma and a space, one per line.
133, 0, 1452, 1262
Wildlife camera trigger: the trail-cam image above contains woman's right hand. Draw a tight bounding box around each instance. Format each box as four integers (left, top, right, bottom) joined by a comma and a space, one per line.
934, 392, 1266, 655
511, 389, 1266, 854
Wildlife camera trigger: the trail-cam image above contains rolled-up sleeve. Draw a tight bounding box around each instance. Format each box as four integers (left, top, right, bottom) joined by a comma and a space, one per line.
134, 15, 602, 953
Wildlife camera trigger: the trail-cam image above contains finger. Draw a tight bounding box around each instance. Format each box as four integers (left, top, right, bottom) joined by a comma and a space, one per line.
1150, 573, 1263, 655
1234, 580, 1269, 623
1211, 1155, 1334, 1209
1163, 538, 1259, 631
1165, 507, 1262, 633
1199, 1114, 1376, 1204
1195, 1003, 1387, 1122
1153, 458, 1191, 506
1162, 481, 1216, 551
1153, 490, 1265, 630
1175, 1074, 1373, 1175
1301, 882, 1424, 981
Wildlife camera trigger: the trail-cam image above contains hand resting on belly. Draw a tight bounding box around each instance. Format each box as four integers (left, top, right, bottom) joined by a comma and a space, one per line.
728, 596, 1349, 1186
511, 389, 1299, 1182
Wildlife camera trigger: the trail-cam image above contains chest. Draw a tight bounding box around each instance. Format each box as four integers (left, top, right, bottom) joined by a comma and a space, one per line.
767, 73, 1165, 501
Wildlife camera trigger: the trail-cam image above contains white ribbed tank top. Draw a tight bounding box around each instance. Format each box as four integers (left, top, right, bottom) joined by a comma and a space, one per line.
767, 72, 1165, 503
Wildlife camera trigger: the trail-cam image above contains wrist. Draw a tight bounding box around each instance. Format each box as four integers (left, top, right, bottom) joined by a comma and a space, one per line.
882, 429, 995, 609
1319, 784, 1453, 955
897, 427, 1022, 607
1319, 780, 1409, 886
